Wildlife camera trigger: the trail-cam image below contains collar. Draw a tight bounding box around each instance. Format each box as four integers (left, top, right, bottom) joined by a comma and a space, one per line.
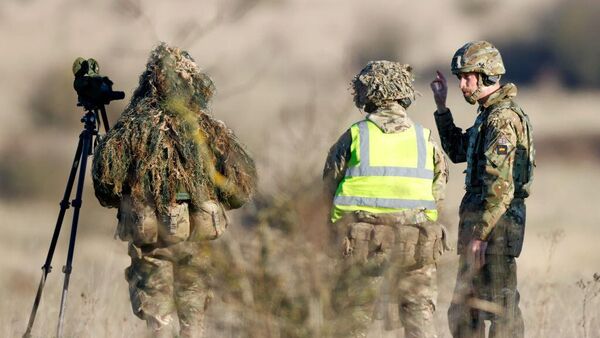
366, 102, 412, 133
480, 83, 518, 109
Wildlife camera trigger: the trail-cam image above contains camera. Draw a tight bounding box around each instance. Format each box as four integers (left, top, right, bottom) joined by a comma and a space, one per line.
72, 57, 124, 109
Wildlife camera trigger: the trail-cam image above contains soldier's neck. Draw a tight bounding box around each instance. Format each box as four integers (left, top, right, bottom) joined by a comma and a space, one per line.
477, 84, 501, 106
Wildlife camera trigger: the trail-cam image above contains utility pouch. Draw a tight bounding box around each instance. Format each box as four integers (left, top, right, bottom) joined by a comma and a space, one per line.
366, 225, 396, 275
393, 225, 419, 268
370, 225, 395, 255
344, 222, 374, 263
514, 147, 531, 198
189, 200, 229, 242
414, 222, 444, 266
158, 202, 191, 245
117, 195, 159, 245
505, 202, 526, 257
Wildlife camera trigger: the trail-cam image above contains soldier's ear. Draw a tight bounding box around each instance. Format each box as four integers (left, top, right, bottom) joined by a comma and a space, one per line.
397, 98, 412, 109
482, 75, 499, 86
364, 102, 378, 113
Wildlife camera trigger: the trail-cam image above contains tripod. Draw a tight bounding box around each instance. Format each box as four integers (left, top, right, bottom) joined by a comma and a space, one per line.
23, 105, 110, 338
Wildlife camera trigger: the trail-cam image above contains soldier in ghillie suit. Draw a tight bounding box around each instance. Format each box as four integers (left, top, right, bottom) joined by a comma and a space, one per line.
92, 43, 257, 337
430, 41, 535, 338
323, 61, 449, 338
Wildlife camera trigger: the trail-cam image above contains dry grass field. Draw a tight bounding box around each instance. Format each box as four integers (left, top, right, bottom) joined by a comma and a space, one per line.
1, 0, 599, 337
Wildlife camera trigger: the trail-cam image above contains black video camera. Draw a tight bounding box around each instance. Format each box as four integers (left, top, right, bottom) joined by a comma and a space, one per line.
72, 57, 124, 110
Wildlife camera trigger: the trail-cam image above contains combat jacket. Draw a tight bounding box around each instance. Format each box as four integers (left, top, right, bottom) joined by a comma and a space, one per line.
434, 83, 535, 256
323, 103, 448, 217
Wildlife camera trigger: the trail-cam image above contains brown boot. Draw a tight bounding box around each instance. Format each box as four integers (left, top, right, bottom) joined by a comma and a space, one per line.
179, 323, 204, 338
146, 317, 176, 338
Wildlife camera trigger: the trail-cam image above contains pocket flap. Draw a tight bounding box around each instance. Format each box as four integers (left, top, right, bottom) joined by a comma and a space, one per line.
350, 222, 374, 241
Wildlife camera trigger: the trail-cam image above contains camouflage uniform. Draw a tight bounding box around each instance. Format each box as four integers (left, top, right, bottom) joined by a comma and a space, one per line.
434, 41, 535, 338
324, 61, 448, 338
125, 240, 213, 336
93, 44, 256, 337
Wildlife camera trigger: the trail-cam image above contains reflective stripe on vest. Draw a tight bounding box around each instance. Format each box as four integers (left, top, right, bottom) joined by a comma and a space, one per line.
331, 120, 437, 223
345, 121, 434, 179
334, 195, 436, 209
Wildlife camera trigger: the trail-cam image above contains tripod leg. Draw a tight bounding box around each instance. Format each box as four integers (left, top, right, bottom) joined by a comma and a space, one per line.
99, 106, 111, 132
23, 136, 84, 338
56, 129, 92, 338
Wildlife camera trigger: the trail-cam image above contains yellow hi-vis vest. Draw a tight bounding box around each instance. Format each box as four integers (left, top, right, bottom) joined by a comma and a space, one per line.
331, 120, 438, 223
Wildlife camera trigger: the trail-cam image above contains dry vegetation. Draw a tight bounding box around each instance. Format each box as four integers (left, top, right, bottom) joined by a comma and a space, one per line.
1, 0, 599, 337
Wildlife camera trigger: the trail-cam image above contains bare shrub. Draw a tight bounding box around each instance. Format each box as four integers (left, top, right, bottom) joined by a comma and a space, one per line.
534, 229, 565, 338
576, 273, 600, 338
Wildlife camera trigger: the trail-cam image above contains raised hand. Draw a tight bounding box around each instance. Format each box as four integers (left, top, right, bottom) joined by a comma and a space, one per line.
430, 70, 448, 114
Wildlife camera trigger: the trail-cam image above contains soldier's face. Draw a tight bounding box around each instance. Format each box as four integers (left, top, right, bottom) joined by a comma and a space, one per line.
458, 72, 479, 98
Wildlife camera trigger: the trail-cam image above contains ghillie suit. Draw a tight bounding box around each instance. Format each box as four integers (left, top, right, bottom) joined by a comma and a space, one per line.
93, 44, 256, 214
92, 43, 256, 337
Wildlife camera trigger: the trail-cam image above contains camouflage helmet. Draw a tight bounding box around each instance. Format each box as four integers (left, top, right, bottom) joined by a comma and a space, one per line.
451, 41, 505, 77
352, 61, 416, 110
132, 43, 216, 110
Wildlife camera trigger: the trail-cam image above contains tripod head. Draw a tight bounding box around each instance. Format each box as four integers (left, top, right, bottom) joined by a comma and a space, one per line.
73, 57, 124, 133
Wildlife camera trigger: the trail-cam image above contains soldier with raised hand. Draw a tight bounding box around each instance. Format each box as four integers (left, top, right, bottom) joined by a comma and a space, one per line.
92, 43, 257, 337
324, 61, 449, 338
430, 41, 535, 338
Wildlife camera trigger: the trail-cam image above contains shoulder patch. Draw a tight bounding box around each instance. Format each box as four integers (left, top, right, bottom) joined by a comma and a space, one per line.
498, 136, 509, 145
496, 144, 508, 155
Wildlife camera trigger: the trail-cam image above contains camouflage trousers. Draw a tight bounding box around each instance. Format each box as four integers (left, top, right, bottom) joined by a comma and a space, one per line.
125, 241, 213, 337
448, 255, 524, 338
331, 262, 438, 338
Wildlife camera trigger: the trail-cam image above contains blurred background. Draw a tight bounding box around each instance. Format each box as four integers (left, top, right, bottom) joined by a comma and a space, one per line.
1, 0, 599, 337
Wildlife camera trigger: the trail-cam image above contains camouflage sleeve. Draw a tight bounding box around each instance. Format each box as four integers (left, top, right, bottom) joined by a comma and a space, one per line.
431, 139, 448, 208
322, 130, 352, 199
472, 109, 522, 240
91, 130, 131, 209
434, 109, 469, 163
213, 136, 257, 210
194, 113, 258, 210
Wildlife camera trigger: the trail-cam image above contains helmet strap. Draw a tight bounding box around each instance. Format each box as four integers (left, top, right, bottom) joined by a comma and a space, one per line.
464, 74, 484, 105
